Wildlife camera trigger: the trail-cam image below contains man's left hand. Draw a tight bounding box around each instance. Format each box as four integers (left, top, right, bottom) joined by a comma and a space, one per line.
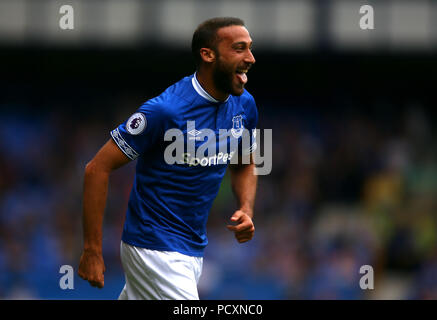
226, 210, 255, 243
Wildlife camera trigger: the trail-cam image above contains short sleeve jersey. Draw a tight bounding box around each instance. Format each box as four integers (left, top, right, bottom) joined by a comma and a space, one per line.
111, 73, 258, 257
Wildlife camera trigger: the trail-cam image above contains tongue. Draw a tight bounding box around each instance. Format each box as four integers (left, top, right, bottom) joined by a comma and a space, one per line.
236, 73, 247, 84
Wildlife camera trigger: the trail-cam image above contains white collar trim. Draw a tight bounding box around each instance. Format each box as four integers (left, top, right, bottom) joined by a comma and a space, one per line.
192, 72, 229, 103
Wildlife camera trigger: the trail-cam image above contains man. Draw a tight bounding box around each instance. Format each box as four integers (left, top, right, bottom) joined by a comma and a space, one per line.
78, 17, 258, 300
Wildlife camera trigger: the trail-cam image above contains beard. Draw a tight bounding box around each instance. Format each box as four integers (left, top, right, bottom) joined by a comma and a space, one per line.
212, 55, 244, 97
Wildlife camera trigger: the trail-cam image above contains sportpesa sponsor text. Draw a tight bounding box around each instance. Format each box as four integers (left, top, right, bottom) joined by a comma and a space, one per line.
182, 151, 236, 167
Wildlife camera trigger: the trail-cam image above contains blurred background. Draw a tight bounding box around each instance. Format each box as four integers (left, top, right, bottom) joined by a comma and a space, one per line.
1, 0, 437, 299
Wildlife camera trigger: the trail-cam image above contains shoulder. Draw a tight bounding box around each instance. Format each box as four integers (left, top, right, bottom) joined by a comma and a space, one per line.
238, 89, 257, 113
139, 75, 196, 119
234, 90, 258, 128
241, 89, 256, 103
141, 75, 196, 118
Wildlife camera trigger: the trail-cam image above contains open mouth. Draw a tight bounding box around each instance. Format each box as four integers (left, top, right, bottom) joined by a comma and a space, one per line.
235, 68, 248, 84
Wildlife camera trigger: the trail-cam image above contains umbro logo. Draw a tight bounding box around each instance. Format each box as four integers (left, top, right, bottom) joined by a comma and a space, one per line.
188, 129, 203, 141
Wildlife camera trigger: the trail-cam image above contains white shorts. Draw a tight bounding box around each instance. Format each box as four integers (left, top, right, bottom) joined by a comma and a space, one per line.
118, 241, 203, 300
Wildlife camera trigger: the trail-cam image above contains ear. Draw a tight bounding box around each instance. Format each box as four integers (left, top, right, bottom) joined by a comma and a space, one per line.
199, 48, 216, 63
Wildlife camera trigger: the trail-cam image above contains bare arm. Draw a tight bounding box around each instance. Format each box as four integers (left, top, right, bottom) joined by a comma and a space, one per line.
78, 138, 131, 288
227, 154, 258, 243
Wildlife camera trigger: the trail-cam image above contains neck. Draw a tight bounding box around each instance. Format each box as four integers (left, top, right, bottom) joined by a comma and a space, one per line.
195, 68, 229, 102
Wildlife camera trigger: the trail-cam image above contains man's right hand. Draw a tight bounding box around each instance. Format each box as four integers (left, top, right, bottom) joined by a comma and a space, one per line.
78, 250, 106, 288
79, 139, 129, 289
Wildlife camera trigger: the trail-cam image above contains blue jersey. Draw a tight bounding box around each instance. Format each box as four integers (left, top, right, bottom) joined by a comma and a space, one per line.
110, 73, 258, 257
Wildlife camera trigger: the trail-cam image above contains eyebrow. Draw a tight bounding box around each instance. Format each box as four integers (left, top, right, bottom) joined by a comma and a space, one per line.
231, 41, 253, 48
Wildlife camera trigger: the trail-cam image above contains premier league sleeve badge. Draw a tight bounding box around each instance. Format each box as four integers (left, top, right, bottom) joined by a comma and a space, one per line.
126, 112, 147, 135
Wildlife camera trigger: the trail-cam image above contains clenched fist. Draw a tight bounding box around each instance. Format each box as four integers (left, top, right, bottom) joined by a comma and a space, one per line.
78, 250, 106, 288
226, 210, 255, 243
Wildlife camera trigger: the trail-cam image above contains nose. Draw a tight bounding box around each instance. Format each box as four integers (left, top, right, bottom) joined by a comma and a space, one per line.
245, 49, 255, 65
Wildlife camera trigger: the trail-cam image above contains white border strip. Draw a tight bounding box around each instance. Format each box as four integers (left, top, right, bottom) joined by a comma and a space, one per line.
110, 128, 139, 160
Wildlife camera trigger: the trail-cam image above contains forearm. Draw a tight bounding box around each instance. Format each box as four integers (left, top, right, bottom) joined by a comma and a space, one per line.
82, 162, 110, 254
230, 162, 257, 218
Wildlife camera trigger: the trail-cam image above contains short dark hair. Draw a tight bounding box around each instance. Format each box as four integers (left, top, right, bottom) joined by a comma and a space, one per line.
191, 17, 245, 68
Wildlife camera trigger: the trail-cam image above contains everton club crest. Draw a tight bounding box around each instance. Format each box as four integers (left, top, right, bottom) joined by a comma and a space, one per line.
231, 115, 244, 138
